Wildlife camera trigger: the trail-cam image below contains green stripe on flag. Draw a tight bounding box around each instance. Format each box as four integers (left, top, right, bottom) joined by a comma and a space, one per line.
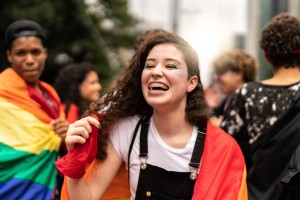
0, 143, 58, 189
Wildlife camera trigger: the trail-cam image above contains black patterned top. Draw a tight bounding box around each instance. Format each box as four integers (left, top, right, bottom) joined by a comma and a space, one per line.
220, 81, 300, 144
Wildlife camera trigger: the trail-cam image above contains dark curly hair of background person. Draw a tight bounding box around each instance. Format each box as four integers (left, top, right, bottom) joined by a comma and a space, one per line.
260, 12, 300, 69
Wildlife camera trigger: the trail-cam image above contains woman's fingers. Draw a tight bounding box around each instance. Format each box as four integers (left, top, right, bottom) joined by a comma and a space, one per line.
65, 134, 87, 152
83, 116, 100, 129
65, 117, 99, 152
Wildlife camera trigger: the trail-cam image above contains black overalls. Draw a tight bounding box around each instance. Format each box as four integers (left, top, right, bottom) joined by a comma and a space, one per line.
128, 116, 206, 200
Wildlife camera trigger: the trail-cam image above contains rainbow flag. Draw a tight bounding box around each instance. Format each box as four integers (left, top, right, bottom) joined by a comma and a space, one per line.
0, 68, 63, 199
192, 122, 248, 200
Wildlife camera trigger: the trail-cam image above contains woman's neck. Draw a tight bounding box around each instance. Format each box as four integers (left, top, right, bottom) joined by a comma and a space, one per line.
262, 67, 300, 85
152, 110, 194, 148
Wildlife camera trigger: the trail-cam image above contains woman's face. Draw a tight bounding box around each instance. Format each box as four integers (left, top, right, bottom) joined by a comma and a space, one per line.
214, 70, 243, 95
79, 71, 102, 103
141, 44, 197, 111
7, 36, 47, 86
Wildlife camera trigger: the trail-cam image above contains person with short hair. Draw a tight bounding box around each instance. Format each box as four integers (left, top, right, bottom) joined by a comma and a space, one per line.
0, 19, 69, 199
220, 13, 300, 199
208, 49, 258, 135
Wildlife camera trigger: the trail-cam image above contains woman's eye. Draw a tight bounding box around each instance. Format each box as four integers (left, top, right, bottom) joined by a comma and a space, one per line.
166, 64, 178, 69
144, 64, 155, 69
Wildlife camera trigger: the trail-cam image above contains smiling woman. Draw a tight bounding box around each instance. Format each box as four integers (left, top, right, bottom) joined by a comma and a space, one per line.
141, 44, 197, 112
56, 31, 248, 200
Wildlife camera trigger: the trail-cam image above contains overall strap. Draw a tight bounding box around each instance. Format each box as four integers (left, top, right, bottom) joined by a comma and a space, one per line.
189, 127, 206, 168
139, 115, 151, 158
127, 115, 152, 177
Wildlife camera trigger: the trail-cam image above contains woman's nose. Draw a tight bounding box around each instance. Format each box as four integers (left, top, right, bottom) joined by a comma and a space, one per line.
151, 65, 163, 77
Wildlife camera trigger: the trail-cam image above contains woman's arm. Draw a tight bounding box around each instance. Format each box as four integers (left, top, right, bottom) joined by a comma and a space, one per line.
66, 140, 123, 200
87, 139, 123, 199
65, 117, 123, 200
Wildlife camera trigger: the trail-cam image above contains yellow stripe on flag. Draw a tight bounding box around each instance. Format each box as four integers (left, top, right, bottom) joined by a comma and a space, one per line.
0, 97, 61, 154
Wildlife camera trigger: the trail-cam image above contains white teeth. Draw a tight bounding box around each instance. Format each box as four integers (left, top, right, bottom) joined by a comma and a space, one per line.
149, 83, 169, 91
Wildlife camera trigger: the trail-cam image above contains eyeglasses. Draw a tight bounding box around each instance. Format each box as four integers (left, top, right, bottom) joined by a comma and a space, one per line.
215, 71, 228, 77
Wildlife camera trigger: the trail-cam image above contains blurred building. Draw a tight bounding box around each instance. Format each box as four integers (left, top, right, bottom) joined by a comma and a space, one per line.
128, 0, 300, 84
128, 0, 247, 86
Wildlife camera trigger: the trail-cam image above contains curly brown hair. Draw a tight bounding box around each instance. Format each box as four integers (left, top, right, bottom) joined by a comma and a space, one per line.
260, 12, 300, 69
213, 49, 258, 82
85, 32, 210, 160
134, 28, 169, 51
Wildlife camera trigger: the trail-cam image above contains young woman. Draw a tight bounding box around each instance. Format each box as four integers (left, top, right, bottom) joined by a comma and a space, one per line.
0, 19, 69, 199
54, 62, 102, 124
54, 63, 131, 200
58, 31, 247, 200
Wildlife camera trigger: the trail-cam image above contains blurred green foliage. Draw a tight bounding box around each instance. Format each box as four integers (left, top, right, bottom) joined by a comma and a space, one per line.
0, 0, 139, 89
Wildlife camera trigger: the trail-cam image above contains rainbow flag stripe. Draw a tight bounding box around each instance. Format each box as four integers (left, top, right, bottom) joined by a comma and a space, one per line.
0, 98, 61, 199
0, 68, 63, 199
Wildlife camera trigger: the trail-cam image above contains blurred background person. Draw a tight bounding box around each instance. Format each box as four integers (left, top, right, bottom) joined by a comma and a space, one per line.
54, 62, 102, 124
54, 62, 130, 200
221, 13, 300, 199
0, 19, 69, 200
209, 49, 258, 125
54, 62, 102, 198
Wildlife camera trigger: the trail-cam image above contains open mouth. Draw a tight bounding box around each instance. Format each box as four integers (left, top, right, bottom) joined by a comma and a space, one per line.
148, 83, 169, 91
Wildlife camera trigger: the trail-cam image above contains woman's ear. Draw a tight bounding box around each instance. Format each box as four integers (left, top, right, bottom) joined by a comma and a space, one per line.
187, 75, 198, 92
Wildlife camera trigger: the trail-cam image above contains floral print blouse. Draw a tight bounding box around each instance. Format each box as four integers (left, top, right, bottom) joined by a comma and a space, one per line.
221, 81, 300, 144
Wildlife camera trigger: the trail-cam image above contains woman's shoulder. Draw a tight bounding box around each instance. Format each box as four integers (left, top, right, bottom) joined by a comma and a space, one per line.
115, 115, 142, 126
238, 81, 300, 98
109, 115, 143, 160
234, 81, 266, 99
110, 115, 143, 136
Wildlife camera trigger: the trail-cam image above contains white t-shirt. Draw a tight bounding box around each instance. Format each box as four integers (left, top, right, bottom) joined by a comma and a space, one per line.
109, 115, 198, 199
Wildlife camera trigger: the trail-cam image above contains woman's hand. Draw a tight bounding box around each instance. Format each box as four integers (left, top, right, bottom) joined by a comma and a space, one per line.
65, 116, 100, 152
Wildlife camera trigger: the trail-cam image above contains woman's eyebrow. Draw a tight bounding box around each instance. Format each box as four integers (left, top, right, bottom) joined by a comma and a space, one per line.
145, 58, 156, 62
146, 57, 181, 65
165, 58, 181, 65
